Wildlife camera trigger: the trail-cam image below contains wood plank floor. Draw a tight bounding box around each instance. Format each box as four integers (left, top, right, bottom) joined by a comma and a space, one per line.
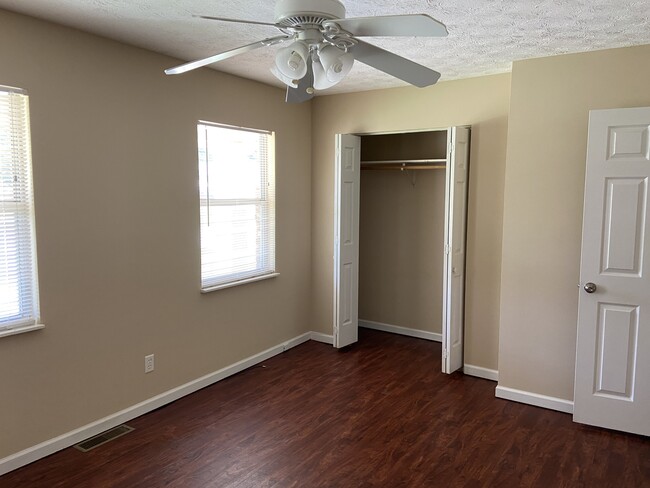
2, 329, 649, 487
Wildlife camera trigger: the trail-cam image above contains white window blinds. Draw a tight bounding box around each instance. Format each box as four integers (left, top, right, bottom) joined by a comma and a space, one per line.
197, 122, 276, 291
0, 86, 40, 330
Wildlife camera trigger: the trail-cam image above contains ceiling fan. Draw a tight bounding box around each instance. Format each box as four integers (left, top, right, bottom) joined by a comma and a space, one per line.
164, 0, 448, 103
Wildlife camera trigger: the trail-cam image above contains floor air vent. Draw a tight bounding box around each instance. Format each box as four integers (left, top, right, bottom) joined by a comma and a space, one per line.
73, 424, 134, 452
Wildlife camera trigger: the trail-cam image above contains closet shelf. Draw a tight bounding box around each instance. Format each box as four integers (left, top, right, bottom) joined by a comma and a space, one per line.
361, 158, 447, 170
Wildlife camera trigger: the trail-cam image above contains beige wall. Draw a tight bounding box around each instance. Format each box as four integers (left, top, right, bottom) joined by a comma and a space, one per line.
498, 45, 650, 400
359, 168, 446, 333
312, 74, 511, 370
11, 2, 632, 463
0, 10, 312, 458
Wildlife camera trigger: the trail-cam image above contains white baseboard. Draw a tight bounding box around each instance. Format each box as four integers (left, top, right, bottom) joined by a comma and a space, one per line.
310, 331, 333, 344
359, 319, 442, 342
495, 385, 574, 414
0, 331, 317, 476
281, 332, 312, 351
463, 364, 499, 382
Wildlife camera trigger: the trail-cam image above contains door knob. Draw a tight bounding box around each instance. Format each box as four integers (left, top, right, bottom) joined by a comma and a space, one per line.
584, 282, 597, 293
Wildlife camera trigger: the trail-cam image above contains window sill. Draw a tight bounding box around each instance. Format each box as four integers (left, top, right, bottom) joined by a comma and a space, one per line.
0, 323, 45, 339
201, 272, 280, 293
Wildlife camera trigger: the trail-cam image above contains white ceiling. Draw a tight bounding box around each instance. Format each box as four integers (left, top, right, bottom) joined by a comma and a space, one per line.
1, 0, 649, 94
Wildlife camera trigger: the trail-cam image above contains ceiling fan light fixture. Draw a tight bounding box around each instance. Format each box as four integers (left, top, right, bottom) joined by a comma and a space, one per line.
275, 41, 309, 79
318, 44, 354, 83
270, 64, 299, 88
312, 60, 336, 90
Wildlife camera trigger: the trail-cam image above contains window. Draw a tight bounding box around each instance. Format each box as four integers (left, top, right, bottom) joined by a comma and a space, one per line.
0, 86, 40, 335
197, 122, 276, 291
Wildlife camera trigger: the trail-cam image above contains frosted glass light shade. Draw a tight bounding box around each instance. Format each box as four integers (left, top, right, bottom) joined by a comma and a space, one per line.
319, 45, 354, 83
274, 41, 309, 80
271, 65, 299, 88
313, 61, 337, 90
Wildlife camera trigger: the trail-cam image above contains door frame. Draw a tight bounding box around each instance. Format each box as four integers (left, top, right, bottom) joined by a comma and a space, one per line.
332, 126, 470, 372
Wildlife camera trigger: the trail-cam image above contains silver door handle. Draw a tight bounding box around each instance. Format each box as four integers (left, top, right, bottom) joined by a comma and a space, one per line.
584, 282, 597, 293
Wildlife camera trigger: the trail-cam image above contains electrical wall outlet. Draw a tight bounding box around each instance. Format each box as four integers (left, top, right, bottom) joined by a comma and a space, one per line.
144, 354, 154, 373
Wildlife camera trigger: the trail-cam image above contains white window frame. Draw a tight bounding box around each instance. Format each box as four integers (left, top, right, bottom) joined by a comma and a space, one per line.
0, 85, 42, 338
197, 121, 277, 292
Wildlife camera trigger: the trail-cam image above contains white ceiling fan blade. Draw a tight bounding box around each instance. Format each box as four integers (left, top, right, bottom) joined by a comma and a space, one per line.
352, 40, 441, 87
331, 14, 448, 37
165, 35, 290, 75
195, 15, 279, 27
286, 60, 314, 104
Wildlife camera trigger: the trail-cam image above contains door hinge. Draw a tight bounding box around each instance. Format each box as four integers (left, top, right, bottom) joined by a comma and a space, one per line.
443, 348, 448, 359
444, 244, 451, 255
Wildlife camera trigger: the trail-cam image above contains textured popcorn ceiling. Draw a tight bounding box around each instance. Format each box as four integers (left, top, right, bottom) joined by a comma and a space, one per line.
1, 0, 649, 94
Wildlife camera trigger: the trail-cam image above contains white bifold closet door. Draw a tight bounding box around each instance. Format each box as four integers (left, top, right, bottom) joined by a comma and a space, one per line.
442, 127, 470, 373
333, 134, 361, 348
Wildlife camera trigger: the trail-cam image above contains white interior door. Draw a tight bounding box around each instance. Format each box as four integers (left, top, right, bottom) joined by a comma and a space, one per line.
333, 134, 361, 348
574, 107, 650, 436
442, 127, 470, 374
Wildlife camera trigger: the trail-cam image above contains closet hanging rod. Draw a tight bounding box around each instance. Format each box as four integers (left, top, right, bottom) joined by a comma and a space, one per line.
360, 158, 446, 165
361, 164, 445, 171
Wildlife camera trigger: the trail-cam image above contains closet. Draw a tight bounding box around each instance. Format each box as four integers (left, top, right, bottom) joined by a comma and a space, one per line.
333, 127, 470, 373
358, 130, 448, 346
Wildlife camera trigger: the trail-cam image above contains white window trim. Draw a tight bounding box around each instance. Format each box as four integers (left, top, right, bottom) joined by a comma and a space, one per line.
200, 272, 280, 294
0, 85, 43, 338
0, 322, 44, 339
197, 121, 276, 292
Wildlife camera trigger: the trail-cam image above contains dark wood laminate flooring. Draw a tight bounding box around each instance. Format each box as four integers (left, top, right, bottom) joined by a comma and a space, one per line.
2, 329, 649, 487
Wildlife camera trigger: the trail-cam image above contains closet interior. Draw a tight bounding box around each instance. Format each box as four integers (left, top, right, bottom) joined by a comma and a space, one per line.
358, 129, 450, 340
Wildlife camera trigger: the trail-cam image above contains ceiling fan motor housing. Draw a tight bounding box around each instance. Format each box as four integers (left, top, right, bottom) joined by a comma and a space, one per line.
274, 0, 346, 27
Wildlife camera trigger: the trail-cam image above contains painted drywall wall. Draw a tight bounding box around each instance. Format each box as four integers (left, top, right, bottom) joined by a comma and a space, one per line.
498, 44, 650, 401
359, 169, 446, 334
0, 10, 312, 458
311, 74, 511, 370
